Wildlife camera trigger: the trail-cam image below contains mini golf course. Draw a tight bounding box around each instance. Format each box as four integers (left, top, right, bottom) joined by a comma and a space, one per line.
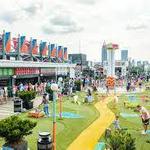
67, 96, 115, 150
0, 90, 150, 150
0, 92, 100, 150
99, 90, 150, 150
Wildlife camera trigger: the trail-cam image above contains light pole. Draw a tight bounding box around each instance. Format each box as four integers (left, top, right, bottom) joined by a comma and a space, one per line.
51, 83, 58, 150
12, 75, 17, 98
58, 77, 63, 120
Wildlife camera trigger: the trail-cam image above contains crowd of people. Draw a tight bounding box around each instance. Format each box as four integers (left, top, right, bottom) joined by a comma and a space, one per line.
1, 75, 150, 128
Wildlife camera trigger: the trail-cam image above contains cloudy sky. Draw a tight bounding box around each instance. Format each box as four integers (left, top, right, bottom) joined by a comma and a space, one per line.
0, 0, 150, 61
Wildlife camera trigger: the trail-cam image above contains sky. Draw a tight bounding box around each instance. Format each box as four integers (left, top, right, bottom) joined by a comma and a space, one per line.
0, 0, 150, 62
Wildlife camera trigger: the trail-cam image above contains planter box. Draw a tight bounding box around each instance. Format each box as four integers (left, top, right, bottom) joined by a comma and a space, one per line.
3, 140, 28, 150
23, 101, 33, 110
49, 94, 53, 101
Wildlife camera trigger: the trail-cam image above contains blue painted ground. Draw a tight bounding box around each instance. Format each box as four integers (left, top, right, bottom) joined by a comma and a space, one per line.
127, 94, 137, 102
146, 130, 150, 134
56, 112, 82, 118
94, 142, 105, 150
120, 112, 138, 118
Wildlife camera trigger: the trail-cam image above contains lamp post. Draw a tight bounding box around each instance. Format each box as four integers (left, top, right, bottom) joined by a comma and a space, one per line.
58, 77, 63, 120
51, 83, 58, 150
12, 75, 17, 98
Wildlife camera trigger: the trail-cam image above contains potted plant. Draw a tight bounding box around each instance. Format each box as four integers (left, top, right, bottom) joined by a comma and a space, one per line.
0, 116, 37, 150
17, 90, 36, 109
74, 80, 82, 91
46, 85, 53, 101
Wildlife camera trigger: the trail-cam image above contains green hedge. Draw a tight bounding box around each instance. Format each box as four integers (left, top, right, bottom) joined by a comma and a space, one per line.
74, 80, 82, 91
17, 90, 36, 103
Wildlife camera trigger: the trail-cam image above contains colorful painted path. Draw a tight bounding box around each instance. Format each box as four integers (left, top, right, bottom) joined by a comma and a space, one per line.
67, 96, 115, 150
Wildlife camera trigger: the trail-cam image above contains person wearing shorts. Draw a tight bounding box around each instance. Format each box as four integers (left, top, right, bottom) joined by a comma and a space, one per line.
137, 105, 150, 134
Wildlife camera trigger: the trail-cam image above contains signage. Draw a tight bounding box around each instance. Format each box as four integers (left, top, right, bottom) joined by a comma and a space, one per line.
15, 68, 39, 75
0, 68, 14, 76
41, 68, 55, 75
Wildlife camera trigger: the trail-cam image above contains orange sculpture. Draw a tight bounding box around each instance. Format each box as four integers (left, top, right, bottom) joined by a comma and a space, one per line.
106, 76, 115, 89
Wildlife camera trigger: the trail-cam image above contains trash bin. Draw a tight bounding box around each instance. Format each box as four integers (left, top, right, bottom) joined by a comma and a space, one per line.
105, 128, 111, 138
37, 132, 53, 150
14, 97, 23, 113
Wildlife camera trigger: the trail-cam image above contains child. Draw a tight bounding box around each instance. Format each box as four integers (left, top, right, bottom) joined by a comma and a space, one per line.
40, 94, 50, 117
113, 115, 121, 130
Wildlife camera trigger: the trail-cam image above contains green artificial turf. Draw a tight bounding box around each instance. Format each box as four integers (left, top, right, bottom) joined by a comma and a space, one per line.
0, 91, 100, 150
100, 90, 150, 150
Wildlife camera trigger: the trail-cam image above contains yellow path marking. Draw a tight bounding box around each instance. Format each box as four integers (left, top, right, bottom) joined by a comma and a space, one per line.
67, 97, 115, 150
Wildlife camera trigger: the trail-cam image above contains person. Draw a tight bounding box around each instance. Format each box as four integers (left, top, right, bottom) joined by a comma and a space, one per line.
113, 115, 121, 130
126, 82, 131, 92
137, 105, 150, 134
85, 89, 93, 103
114, 95, 119, 104
40, 94, 50, 117
0, 87, 4, 104
106, 85, 109, 94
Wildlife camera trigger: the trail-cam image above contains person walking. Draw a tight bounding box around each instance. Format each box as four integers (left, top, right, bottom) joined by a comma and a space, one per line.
40, 94, 50, 117
137, 105, 150, 134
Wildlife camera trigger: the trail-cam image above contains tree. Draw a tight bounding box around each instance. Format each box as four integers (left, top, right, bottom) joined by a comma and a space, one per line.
106, 130, 136, 150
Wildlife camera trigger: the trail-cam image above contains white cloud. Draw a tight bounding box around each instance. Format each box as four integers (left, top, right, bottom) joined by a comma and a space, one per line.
42, 6, 83, 34
126, 14, 150, 30
75, 0, 97, 5
0, 0, 150, 61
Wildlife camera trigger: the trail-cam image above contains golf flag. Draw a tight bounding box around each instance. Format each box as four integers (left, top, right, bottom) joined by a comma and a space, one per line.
40, 42, 48, 56
20, 36, 30, 53
5, 32, 11, 53
63, 47, 68, 60
50, 44, 57, 58
58, 46, 63, 59
32, 39, 38, 55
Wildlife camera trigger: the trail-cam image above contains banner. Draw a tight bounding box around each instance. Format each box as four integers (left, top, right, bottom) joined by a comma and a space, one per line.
12, 37, 18, 52
50, 44, 57, 58
32, 39, 38, 55
112, 44, 119, 49
40, 42, 48, 56
63, 47, 68, 60
5, 32, 11, 53
20, 36, 30, 54
106, 43, 119, 50
58, 46, 63, 59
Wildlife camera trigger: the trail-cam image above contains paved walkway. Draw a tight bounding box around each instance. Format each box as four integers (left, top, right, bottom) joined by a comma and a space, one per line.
0, 100, 14, 120
67, 96, 115, 150
0, 96, 42, 120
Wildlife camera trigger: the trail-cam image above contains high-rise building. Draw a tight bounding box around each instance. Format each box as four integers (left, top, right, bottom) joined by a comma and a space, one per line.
101, 42, 107, 66
121, 50, 128, 61
68, 53, 87, 65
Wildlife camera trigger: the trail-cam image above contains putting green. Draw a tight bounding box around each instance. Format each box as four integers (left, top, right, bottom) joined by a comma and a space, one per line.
67, 96, 115, 150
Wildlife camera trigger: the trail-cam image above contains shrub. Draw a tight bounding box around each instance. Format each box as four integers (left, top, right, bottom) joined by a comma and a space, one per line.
46, 86, 53, 94
17, 90, 36, 103
46, 85, 53, 101
106, 130, 136, 150
74, 80, 82, 91
124, 101, 138, 109
0, 116, 37, 144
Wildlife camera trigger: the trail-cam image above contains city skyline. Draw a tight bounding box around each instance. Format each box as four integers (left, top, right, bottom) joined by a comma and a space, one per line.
0, 0, 150, 61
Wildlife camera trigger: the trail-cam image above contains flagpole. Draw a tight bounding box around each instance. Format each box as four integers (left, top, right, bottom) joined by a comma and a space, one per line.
30, 37, 33, 61
2, 30, 6, 59
17, 34, 20, 60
